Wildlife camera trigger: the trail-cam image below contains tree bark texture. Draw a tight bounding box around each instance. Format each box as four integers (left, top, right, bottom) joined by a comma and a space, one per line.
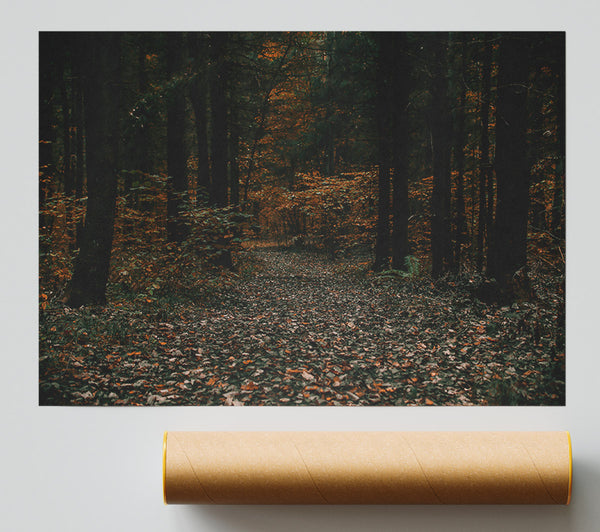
39, 33, 57, 250
209, 32, 229, 207
430, 33, 453, 278
373, 33, 393, 272
478, 38, 493, 272
189, 33, 211, 204
66, 33, 121, 307
489, 33, 530, 287
166, 32, 189, 242
452, 36, 467, 272
389, 33, 411, 271
551, 34, 565, 240
229, 102, 241, 205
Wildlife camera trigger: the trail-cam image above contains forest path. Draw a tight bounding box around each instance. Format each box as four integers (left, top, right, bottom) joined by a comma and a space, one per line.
185, 248, 472, 406
40, 248, 564, 406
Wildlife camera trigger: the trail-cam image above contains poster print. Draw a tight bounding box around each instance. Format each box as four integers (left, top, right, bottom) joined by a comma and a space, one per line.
39, 32, 565, 406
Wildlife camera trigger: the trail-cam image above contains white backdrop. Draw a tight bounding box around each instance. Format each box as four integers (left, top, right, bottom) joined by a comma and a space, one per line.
2, 1, 599, 530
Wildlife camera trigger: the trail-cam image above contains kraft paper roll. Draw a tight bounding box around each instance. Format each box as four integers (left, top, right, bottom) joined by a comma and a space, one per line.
163, 431, 572, 505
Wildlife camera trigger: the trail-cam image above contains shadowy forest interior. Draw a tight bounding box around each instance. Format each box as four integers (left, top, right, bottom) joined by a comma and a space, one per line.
39, 31, 565, 406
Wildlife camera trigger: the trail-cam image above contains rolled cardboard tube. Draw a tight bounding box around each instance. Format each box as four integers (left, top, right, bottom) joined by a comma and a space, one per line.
163, 431, 572, 505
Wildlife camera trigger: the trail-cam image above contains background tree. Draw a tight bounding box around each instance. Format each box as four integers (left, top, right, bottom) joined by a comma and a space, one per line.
39, 33, 58, 256
120, 32, 152, 226
451, 34, 467, 272
551, 35, 566, 241
188, 33, 211, 204
38, 31, 565, 309
478, 36, 493, 272
166, 32, 189, 243
373, 33, 393, 271
390, 32, 411, 271
242, 33, 295, 204
487, 33, 531, 294
209, 32, 229, 207
429, 33, 453, 277
65, 33, 121, 307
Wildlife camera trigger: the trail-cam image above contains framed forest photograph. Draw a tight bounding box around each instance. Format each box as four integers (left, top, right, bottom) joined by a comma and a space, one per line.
38, 31, 565, 406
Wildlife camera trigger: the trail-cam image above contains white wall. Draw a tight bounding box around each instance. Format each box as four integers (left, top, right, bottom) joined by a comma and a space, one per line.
2, 2, 599, 530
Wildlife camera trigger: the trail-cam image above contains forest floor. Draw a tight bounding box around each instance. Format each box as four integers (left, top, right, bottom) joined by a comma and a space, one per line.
39, 246, 565, 406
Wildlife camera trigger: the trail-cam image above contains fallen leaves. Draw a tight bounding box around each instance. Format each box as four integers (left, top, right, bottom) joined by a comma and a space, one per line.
39, 249, 565, 406
301, 370, 315, 381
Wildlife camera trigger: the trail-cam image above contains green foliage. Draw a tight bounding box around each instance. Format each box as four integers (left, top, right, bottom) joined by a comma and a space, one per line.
39, 166, 253, 309
111, 202, 252, 304
378, 256, 420, 281
404, 255, 420, 278
180, 204, 253, 264
484, 379, 529, 406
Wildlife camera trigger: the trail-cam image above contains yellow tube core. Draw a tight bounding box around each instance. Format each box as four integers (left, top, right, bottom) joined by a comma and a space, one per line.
163, 431, 168, 505
567, 431, 572, 505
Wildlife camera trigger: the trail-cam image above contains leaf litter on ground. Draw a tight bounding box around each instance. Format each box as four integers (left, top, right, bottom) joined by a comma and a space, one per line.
39, 248, 565, 406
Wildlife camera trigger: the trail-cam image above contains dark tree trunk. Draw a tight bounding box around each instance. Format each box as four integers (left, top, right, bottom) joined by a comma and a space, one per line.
551, 35, 565, 240
485, 136, 495, 272
452, 36, 467, 272
229, 102, 241, 205
130, 35, 151, 202
189, 33, 211, 204
66, 33, 121, 307
166, 32, 188, 242
60, 73, 74, 196
324, 33, 337, 177
488, 33, 531, 291
478, 38, 492, 271
374, 164, 391, 272
71, 40, 86, 250
136, 36, 150, 177
73, 73, 85, 201
39, 33, 56, 254
430, 33, 453, 278
373, 33, 392, 272
209, 32, 229, 207
59, 57, 78, 249
389, 33, 411, 271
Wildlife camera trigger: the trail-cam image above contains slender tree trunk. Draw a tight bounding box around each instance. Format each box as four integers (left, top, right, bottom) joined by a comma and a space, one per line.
137, 36, 150, 177
73, 73, 85, 199
551, 35, 565, 240
374, 164, 391, 272
209, 32, 229, 207
131, 35, 151, 205
243, 134, 260, 205
60, 74, 74, 196
166, 33, 188, 242
488, 33, 530, 292
373, 33, 392, 272
189, 33, 211, 204
39, 33, 56, 255
324, 33, 337, 176
390, 33, 411, 271
453, 36, 467, 272
470, 145, 477, 245
71, 42, 86, 250
229, 102, 240, 205
478, 38, 492, 271
59, 59, 78, 250
66, 33, 121, 307
430, 33, 453, 278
